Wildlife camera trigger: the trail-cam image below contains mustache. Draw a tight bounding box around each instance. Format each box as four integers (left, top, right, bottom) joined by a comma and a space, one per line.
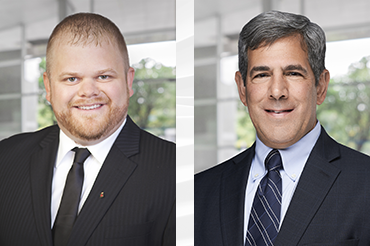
69, 97, 110, 107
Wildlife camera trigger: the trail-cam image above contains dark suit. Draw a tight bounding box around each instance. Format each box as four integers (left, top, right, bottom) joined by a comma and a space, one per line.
0, 116, 175, 246
195, 127, 370, 245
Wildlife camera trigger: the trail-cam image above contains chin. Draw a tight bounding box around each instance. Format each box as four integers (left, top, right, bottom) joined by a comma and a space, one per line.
261, 132, 296, 149
54, 102, 128, 144
57, 114, 116, 143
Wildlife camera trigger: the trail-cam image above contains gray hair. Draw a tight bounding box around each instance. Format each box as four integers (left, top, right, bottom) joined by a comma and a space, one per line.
238, 10, 326, 86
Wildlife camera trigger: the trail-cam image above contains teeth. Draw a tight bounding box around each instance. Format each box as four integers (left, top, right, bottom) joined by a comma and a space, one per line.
269, 110, 293, 114
78, 104, 101, 110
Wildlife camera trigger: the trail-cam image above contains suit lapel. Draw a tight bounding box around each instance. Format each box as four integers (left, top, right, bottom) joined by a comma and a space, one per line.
275, 127, 341, 246
29, 126, 59, 246
69, 116, 140, 245
220, 144, 255, 246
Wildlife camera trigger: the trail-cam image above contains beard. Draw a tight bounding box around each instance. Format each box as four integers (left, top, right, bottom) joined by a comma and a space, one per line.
53, 96, 129, 143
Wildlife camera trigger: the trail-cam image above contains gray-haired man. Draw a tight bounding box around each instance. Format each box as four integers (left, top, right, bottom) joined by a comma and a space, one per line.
195, 10, 370, 246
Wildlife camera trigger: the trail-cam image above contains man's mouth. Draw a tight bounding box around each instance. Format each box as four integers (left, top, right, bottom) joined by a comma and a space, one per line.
266, 109, 293, 114
76, 104, 103, 110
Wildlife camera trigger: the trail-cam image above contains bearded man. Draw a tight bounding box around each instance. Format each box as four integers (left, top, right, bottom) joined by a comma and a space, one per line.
0, 13, 175, 246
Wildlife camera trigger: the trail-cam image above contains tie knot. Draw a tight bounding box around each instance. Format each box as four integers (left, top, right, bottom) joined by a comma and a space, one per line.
265, 149, 282, 172
72, 147, 91, 165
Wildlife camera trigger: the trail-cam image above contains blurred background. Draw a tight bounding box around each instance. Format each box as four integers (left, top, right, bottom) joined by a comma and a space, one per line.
195, 0, 370, 173
0, 1, 198, 246
0, 0, 175, 142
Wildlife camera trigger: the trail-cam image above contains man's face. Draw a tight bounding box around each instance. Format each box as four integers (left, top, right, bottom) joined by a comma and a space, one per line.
44, 40, 135, 146
235, 35, 329, 149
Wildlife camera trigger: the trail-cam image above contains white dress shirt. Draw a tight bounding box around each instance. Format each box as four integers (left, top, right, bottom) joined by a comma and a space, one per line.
244, 121, 321, 240
51, 119, 126, 227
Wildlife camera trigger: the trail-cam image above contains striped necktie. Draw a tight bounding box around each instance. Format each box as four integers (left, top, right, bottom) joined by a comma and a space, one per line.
246, 149, 283, 246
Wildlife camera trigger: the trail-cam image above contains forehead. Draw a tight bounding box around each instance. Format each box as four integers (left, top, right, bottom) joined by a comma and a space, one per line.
53, 40, 118, 60
51, 33, 116, 51
247, 36, 309, 67
49, 42, 125, 77
56, 28, 114, 44
49, 37, 125, 66
48, 29, 126, 59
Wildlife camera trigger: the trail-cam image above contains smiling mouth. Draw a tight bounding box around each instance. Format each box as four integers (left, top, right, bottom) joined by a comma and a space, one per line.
266, 109, 293, 114
76, 104, 103, 110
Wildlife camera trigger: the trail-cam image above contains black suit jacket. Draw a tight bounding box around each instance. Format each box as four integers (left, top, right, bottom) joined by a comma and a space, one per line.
195, 127, 370, 245
0, 116, 175, 246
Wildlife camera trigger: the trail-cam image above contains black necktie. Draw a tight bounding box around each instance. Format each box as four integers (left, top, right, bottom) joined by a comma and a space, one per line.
53, 147, 91, 246
246, 149, 283, 246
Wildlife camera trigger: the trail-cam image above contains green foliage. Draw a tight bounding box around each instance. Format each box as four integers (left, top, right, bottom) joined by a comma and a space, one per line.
37, 57, 56, 129
129, 58, 175, 136
236, 102, 255, 149
317, 56, 370, 154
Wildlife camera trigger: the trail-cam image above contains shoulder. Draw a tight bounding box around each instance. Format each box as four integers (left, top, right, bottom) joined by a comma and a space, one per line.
312, 128, 370, 191
136, 129, 175, 170
123, 115, 175, 154
0, 125, 58, 153
122, 116, 175, 168
195, 145, 254, 187
338, 141, 370, 158
335, 141, 370, 168
139, 128, 175, 151
318, 127, 370, 166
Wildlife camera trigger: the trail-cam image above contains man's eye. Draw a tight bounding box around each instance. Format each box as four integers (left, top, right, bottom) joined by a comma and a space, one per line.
254, 73, 268, 79
98, 75, 109, 80
67, 77, 77, 82
287, 72, 302, 76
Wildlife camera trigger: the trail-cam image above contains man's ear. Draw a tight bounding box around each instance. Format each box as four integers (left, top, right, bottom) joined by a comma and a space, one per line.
43, 72, 51, 103
316, 69, 330, 105
235, 71, 248, 106
126, 67, 135, 97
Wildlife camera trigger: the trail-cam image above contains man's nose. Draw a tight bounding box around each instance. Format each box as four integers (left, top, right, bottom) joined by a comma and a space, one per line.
77, 79, 100, 97
269, 75, 288, 100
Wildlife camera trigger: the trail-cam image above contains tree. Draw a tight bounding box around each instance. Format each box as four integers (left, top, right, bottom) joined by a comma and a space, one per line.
37, 57, 56, 129
129, 58, 175, 135
317, 56, 370, 153
236, 102, 256, 149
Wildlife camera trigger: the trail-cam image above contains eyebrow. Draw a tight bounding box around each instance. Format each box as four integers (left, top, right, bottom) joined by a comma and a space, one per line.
284, 64, 308, 75
95, 68, 117, 75
57, 68, 118, 79
248, 64, 309, 78
58, 72, 82, 80
249, 66, 270, 78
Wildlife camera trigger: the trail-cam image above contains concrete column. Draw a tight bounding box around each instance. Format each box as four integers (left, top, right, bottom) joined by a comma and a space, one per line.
59, 0, 68, 21
262, 0, 273, 12
90, 0, 95, 13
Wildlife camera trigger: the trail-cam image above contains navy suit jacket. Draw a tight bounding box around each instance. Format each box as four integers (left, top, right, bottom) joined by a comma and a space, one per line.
0, 116, 175, 246
195, 127, 370, 245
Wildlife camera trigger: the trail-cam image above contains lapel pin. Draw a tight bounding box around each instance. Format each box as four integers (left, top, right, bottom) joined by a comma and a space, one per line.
100, 192, 104, 198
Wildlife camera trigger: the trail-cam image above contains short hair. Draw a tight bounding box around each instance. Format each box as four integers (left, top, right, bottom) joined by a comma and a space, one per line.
238, 10, 326, 86
46, 12, 129, 78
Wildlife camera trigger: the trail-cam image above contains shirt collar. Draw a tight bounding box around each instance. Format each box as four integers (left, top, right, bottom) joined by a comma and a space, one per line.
56, 118, 126, 168
252, 121, 321, 182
